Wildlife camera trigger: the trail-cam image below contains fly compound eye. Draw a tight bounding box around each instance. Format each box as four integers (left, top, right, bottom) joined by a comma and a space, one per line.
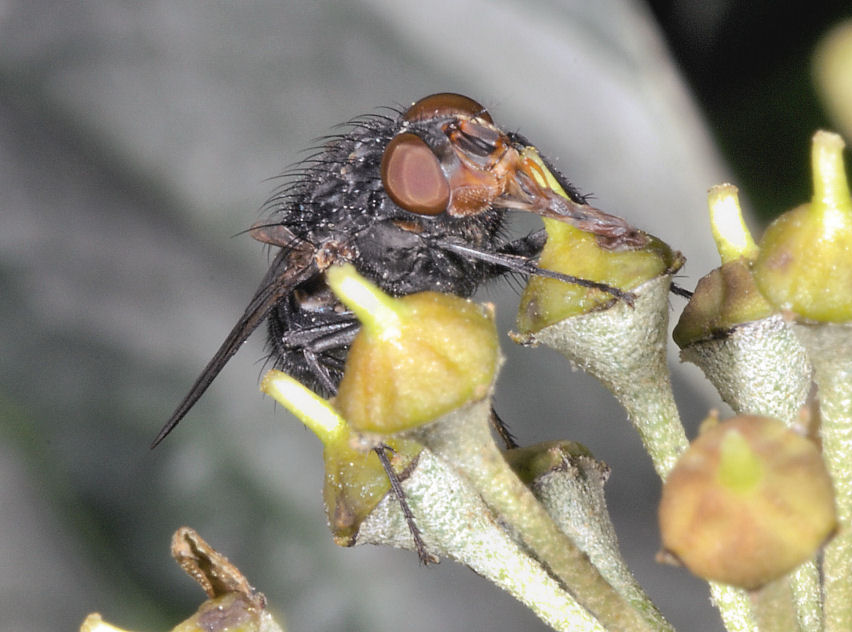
381, 133, 450, 216
403, 93, 492, 124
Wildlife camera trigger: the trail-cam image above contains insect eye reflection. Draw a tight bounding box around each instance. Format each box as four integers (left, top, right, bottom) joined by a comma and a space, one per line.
380, 133, 450, 216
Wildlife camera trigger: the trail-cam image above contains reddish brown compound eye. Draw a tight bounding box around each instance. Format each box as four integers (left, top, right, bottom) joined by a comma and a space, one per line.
381, 133, 450, 216
403, 92, 493, 124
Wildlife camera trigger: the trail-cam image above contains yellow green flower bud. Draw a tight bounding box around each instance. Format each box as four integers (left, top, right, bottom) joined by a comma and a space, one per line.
672, 260, 776, 346
754, 131, 852, 322
261, 370, 421, 544
814, 20, 852, 141
516, 149, 681, 334
659, 415, 836, 589
673, 185, 774, 346
327, 263, 499, 433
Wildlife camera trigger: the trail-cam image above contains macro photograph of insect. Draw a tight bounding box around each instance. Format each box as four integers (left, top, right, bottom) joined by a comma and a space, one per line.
2, 2, 851, 632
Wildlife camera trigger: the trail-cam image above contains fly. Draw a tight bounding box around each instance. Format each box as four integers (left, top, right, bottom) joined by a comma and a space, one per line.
152, 93, 647, 449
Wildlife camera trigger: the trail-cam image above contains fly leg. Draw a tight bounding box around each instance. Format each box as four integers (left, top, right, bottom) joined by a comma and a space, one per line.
373, 444, 439, 565
501, 229, 692, 298
273, 311, 440, 563
276, 317, 360, 395
439, 235, 636, 304
490, 408, 518, 449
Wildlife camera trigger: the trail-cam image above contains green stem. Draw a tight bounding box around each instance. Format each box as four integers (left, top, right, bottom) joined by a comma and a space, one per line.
794, 321, 852, 631
679, 315, 812, 424
709, 584, 758, 632
517, 275, 687, 479
790, 562, 824, 631
357, 448, 608, 632
750, 577, 801, 632
521, 275, 760, 629
514, 444, 671, 629
410, 398, 667, 632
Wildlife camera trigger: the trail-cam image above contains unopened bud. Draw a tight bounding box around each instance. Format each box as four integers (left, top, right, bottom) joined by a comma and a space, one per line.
754, 131, 852, 322
328, 263, 499, 433
659, 415, 836, 589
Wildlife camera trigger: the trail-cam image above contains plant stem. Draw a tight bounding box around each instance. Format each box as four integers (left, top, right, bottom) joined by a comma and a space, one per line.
410, 397, 669, 632
516, 445, 670, 628
709, 584, 758, 632
516, 275, 687, 478
790, 562, 824, 631
357, 448, 609, 632
794, 321, 852, 631
750, 576, 800, 632
679, 315, 812, 424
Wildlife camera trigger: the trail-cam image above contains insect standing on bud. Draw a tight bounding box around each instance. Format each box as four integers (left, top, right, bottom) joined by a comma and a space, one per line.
152, 93, 649, 448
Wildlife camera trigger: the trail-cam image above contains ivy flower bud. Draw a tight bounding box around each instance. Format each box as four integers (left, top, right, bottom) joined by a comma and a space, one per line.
673, 185, 812, 423
261, 370, 421, 544
659, 415, 836, 589
328, 263, 499, 433
754, 131, 852, 322
516, 149, 682, 334
814, 20, 852, 142
505, 441, 670, 628
673, 185, 775, 346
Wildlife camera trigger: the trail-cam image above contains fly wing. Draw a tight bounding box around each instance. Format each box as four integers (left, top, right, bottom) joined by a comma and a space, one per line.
151, 242, 318, 448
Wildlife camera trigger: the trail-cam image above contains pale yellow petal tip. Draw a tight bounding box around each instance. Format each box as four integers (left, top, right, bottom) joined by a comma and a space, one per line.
813, 129, 846, 151
811, 130, 852, 214
520, 147, 571, 199
261, 369, 346, 444
80, 614, 133, 632
708, 183, 758, 263
325, 263, 402, 339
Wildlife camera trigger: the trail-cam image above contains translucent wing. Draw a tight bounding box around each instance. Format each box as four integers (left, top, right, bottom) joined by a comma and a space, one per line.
151, 240, 318, 448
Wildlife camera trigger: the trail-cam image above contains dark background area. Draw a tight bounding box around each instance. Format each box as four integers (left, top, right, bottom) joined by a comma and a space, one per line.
648, 0, 852, 218
1, 2, 850, 631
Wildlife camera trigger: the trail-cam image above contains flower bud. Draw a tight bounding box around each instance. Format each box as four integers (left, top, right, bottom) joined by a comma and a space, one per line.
503, 440, 594, 485
814, 20, 852, 141
171, 593, 278, 632
673, 185, 813, 423
659, 415, 836, 589
327, 263, 499, 433
506, 441, 669, 628
673, 185, 775, 346
261, 369, 421, 544
754, 131, 852, 322
672, 260, 775, 346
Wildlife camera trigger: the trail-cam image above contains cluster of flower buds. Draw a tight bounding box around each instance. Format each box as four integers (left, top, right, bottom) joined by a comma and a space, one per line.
88, 130, 848, 632
664, 130, 851, 629
254, 132, 850, 629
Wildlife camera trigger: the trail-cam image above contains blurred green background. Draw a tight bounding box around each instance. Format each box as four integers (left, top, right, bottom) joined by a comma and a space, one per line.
1, 2, 850, 631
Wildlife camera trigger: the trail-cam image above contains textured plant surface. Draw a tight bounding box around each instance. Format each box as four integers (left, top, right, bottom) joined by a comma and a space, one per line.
82, 129, 852, 632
